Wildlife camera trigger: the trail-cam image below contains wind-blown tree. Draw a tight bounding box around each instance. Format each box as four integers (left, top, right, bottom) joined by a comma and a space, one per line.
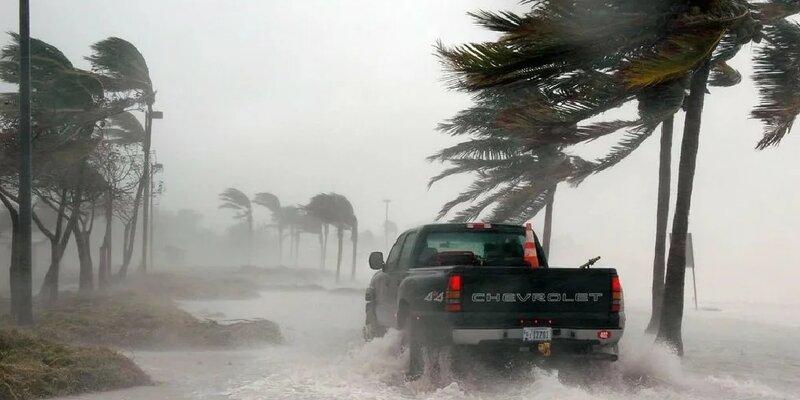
101, 112, 146, 278
306, 193, 358, 282
279, 205, 302, 265
219, 188, 253, 264
431, 76, 684, 255
1, 34, 134, 317
286, 208, 324, 267
253, 192, 286, 264
305, 193, 337, 269
94, 141, 142, 289
656, 6, 800, 352
32, 168, 80, 304
435, 0, 799, 353
87, 37, 157, 274
70, 167, 108, 292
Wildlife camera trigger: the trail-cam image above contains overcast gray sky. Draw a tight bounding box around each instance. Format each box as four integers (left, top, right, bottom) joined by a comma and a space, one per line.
2, 1, 799, 304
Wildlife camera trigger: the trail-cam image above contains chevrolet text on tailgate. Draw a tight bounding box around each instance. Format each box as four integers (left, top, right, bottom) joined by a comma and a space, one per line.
363, 223, 625, 379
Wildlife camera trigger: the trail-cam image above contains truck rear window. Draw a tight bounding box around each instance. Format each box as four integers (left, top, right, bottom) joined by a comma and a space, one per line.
417, 231, 527, 267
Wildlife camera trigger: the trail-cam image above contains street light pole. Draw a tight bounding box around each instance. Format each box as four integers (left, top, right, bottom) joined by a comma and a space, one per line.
382, 199, 391, 251
149, 154, 155, 269
14, 0, 33, 325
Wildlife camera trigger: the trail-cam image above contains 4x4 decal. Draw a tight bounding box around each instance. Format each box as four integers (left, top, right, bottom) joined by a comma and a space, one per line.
424, 291, 444, 302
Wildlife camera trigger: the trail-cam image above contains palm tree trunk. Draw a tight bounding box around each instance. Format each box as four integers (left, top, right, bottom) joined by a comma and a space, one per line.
318, 231, 324, 269
120, 179, 145, 278
350, 221, 358, 281
75, 227, 94, 293
646, 116, 674, 334
288, 227, 295, 265
294, 231, 300, 267
99, 191, 113, 289
120, 222, 132, 277
247, 213, 253, 266
321, 224, 329, 270
40, 220, 74, 306
656, 62, 711, 355
335, 226, 343, 283
277, 226, 284, 266
40, 240, 61, 305
542, 184, 556, 258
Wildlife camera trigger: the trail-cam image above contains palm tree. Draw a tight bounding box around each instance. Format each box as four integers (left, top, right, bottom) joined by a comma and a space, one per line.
295, 211, 324, 267
1, 34, 135, 315
253, 192, 285, 264
306, 193, 357, 282
645, 116, 674, 333
86, 37, 156, 273
430, 77, 684, 248
278, 205, 303, 265
219, 188, 253, 265
100, 111, 146, 279
436, 1, 773, 352
306, 193, 336, 270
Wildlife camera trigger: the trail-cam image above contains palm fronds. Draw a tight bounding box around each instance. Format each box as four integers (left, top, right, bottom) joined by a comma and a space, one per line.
253, 192, 281, 214
101, 112, 145, 145
218, 188, 252, 220
751, 19, 800, 148
86, 37, 152, 97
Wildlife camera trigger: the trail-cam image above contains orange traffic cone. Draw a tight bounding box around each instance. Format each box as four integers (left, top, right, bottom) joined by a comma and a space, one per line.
524, 223, 540, 268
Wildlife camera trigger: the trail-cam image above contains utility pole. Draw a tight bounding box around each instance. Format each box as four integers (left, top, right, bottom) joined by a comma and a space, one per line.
140, 110, 162, 273
148, 153, 156, 270
14, 0, 34, 325
686, 232, 698, 310
149, 160, 163, 270
382, 199, 391, 251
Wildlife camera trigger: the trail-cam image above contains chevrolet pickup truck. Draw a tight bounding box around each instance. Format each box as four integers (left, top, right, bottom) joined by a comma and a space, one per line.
363, 223, 624, 377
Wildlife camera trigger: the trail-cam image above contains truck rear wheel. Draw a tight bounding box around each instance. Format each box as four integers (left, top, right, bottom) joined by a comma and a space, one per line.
403, 317, 424, 379
403, 317, 455, 381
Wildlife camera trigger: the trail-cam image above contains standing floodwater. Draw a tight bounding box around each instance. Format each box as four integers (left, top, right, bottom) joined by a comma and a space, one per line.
60, 288, 799, 400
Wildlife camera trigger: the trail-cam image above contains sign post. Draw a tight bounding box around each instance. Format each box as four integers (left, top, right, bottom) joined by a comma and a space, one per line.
686, 233, 698, 310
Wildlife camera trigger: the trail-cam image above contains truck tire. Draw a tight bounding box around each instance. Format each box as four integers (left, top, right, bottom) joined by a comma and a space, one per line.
403, 316, 456, 381
404, 317, 424, 380
363, 303, 386, 341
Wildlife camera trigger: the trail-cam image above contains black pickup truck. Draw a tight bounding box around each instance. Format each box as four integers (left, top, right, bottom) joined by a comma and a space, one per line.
364, 223, 624, 377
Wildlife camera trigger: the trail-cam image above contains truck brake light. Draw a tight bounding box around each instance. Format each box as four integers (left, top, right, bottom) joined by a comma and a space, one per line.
611, 275, 623, 312
445, 274, 462, 312
465, 222, 491, 229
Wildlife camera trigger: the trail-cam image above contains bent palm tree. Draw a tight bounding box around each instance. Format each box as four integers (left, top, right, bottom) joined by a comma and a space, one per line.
306, 193, 357, 282
219, 188, 253, 265
87, 37, 157, 273
253, 192, 285, 264
437, 0, 775, 352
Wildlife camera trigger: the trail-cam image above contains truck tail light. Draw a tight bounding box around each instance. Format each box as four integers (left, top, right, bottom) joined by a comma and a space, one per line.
445, 274, 462, 312
611, 275, 623, 312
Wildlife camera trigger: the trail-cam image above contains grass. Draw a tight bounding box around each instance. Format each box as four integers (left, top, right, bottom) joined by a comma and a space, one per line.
20, 291, 282, 349
122, 272, 261, 300
0, 329, 150, 400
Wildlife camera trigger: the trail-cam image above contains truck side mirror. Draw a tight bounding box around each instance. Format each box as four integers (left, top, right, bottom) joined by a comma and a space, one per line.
369, 252, 385, 270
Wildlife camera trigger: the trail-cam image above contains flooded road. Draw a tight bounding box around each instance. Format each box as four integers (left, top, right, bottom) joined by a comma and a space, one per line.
62, 288, 800, 400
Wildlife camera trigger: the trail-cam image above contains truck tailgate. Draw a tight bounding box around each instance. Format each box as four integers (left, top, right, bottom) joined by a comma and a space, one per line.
457, 267, 618, 327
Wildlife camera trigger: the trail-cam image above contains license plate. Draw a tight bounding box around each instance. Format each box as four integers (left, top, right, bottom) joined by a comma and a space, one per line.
522, 327, 552, 342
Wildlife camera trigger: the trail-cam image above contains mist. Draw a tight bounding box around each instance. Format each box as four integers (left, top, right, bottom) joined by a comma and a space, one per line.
1, 1, 799, 399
